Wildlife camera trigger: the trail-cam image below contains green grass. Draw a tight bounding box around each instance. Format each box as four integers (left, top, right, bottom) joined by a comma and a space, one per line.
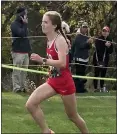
2, 92, 116, 133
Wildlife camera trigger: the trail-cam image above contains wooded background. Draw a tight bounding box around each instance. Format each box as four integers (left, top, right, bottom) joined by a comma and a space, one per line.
1, 1, 117, 91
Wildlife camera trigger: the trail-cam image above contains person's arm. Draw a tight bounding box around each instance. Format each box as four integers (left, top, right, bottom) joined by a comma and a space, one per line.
11, 22, 27, 37
105, 39, 113, 54
107, 43, 113, 54
30, 36, 68, 68
95, 37, 104, 62
79, 37, 92, 49
95, 38, 100, 49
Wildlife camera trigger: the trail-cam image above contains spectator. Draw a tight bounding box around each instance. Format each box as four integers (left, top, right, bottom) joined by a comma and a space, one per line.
76, 20, 84, 34
11, 7, 31, 93
62, 21, 72, 62
93, 26, 113, 92
62, 21, 70, 34
71, 22, 93, 93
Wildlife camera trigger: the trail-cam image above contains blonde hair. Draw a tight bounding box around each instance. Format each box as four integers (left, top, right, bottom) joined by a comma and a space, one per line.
62, 21, 70, 33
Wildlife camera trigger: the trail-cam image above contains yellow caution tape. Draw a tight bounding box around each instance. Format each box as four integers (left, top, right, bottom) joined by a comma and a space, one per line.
2, 64, 116, 81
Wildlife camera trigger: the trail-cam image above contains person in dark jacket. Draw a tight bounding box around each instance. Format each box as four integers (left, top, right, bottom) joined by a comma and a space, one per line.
71, 22, 93, 93
93, 26, 113, 92
11, 7, 31, 93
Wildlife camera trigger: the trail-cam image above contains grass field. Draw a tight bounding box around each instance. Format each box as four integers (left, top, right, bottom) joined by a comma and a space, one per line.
2, 92, 116, 133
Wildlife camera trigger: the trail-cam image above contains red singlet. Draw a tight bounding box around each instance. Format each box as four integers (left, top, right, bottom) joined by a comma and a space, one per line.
46, 36, 76, 95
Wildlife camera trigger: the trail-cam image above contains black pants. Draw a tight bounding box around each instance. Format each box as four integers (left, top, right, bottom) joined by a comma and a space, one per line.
93, 65, 107, 89
74, 60, 87, 93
